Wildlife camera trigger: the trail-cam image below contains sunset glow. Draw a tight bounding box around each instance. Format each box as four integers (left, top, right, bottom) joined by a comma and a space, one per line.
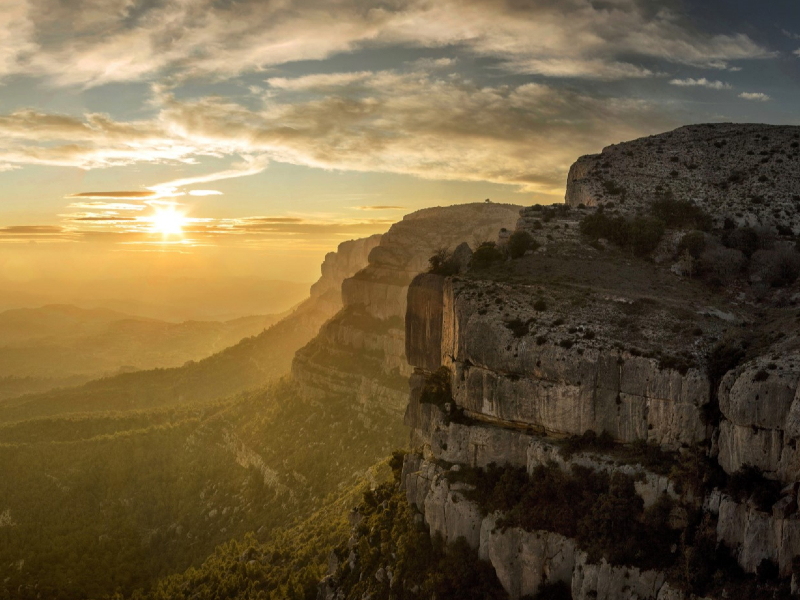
149, 206, 187, 237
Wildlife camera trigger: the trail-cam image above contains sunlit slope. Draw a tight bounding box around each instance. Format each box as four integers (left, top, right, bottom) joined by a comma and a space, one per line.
0, 379, 406, 600
0, 305, 287, 400
0, 296, 333, 423
0, 312, 284, 375
0, 235, 383, 421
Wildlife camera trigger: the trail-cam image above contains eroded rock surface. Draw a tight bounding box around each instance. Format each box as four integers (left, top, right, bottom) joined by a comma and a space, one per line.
565, 123, 800, 232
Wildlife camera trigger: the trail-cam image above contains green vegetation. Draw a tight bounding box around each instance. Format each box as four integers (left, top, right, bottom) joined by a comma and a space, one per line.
449, 462, 677, 569
651, 196, 712, 230
726, 465, 782, 512
504, 318, 530, 338
419, 367, 453, 409
471, 242, 505, 269
328, 468, 508, 600
508, 230, 539, 259
133, 460, 394, 600
0, 379, 406, 600
0, 305, 283, 387
332, 308, 404, 334
677, 231, 706, 258
579, 212, 664, 256
428, 248, 460, 276
446, 460, 789, 598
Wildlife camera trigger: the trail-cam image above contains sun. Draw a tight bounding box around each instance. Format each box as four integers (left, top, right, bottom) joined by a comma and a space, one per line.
150, 206, 187, 236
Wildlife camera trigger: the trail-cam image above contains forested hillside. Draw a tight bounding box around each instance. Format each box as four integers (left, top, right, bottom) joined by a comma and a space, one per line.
0, 379, 405, 600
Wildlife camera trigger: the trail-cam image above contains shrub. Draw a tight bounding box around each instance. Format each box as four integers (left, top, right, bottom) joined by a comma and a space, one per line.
533, 581, 572, 600
580, 212, 664, 256
651, 197, 712, 230
533, 299, 547, 312
753, 369, 769, 382
580, 212, 630, 246
471, 242, 504, 269
707, 337, 747, 386
678, 231, 706, 259
751, 248, 800, 287
508, 230, 538, 259
700, 245, 746, 283
727, 465, 782, 512
602, 180, 626, 196
419, 367, 452, 408
505, 318, 529, 338
628, 217, 665, 256
722, 227, 760, 258
428, 248, 459, 276
561, 430, 615, 458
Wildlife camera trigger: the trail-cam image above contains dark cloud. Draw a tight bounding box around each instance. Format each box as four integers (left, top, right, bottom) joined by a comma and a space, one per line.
0, 225, 63, 234
69, 191, 157, 198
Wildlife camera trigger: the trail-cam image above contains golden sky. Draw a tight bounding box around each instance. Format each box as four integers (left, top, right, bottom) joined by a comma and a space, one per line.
0, 0, 798, 289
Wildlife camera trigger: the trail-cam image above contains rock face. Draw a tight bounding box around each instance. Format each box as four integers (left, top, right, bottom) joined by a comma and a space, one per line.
402, 455, 678, 600
398, 125, 800, 598
309, 235, 383, 312
293, 203, 520, 415
717, 354, 800, 482
565, 123, 800, 231
321, 125, 800, 600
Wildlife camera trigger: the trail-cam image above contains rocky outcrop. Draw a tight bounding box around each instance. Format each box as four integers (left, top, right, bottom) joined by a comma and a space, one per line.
314, 125, 800, 600
565, 123, 800, 231
717, 353, 800, 483
402, 455, 681, 599
405, 269, 722, 448
399, 127, 800, 595
293, 203, 520, 414
309, 234, 383, 313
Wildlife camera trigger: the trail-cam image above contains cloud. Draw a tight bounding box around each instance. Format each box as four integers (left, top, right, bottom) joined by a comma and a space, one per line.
0, 225, 72, 243
69, 216, 138, 222
0, 0, 775, 87
739, 92, 771, 101
242, 217, 305, 224
794, 48, 800, 57
188, 190, 223, 196
267, 72, 374, 91
0, 109, 198, 170
69, 191, 157, 198
67, 201, 146, 211
152, 71, 677, 195
147, 157, 271, 196
406, 57, 457, 71
0, 70, 678, 196
669, 78, 731, 90
0, 225, 63, 235
355, 205, 405, 210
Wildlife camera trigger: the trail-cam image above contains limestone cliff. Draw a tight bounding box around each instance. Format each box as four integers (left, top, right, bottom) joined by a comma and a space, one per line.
398, 126, 800, 599
292, 203, 521, 416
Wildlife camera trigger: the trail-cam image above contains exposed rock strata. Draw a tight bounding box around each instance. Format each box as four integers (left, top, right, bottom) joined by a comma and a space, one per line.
294, 203, 520, 413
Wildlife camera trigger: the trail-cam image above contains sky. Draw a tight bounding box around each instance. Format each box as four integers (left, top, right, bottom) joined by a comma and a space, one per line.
0, 0, 799, 290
